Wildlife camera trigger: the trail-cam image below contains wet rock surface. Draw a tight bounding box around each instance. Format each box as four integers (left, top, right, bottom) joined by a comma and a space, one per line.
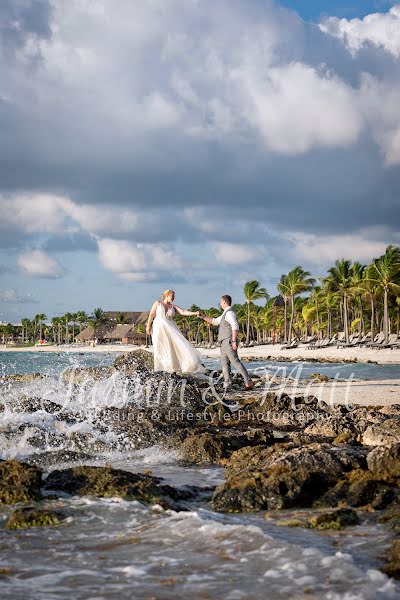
0, 459, 42, 504
42, 465, 208, 511
5, 506, 66, 529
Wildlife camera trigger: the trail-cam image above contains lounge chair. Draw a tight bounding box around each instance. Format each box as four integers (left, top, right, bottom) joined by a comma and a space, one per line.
372, 334, 398, 349
365, 332, 385, 348
337, 334, 358, 348
307, 337, 328, 349
280, 339, 299, 350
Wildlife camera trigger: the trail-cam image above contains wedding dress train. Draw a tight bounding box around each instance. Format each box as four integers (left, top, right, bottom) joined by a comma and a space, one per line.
152, 302, 206, 374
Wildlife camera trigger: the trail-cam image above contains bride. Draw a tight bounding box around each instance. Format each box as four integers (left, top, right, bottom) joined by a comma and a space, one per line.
146, 289, 206, 374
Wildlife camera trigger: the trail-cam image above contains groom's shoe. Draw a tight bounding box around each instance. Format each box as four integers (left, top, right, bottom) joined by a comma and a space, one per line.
244, 380, 254, 390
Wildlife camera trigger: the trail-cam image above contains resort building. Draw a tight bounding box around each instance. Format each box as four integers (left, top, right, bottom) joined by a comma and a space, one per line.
75, 311, 149, 345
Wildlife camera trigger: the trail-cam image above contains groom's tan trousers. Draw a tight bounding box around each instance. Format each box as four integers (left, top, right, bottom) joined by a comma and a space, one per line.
220, 339, 251, 387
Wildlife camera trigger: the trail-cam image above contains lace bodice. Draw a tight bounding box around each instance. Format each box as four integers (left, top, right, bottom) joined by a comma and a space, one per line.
155, 302, 175, 319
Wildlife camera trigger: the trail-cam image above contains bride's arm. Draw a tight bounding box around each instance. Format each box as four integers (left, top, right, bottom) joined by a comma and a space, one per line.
173, 305, 200, 317
146, 301, 159, 334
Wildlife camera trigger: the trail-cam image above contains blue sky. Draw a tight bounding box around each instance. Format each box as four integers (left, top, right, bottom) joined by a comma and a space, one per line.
0, 0, 399, 323
281, 0, 393, 20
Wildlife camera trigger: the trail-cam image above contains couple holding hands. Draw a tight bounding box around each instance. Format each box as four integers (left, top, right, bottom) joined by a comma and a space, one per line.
146, 290, 254, 390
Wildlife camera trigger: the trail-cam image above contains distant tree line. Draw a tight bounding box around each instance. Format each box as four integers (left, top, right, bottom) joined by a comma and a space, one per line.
2, 245, 400, 347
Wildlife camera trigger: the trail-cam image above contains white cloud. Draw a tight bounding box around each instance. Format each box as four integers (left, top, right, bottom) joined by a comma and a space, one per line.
17, 249, 64, 278
213, 242, 259, 265
285, 229, 394, 266
0, 194, 69, 234
320, 5, 400, 57
234, 61, 362, 154
97, 238, 182, 281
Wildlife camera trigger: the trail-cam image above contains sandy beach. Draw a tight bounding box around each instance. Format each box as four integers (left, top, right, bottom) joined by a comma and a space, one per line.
199, 343, 400, 365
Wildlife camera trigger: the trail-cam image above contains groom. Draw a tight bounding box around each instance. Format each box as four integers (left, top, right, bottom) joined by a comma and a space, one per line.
201, 295, 254, 391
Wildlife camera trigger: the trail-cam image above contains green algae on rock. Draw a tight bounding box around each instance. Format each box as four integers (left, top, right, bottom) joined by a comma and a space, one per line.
5, 506, 65, 529
0, 460, 42, 505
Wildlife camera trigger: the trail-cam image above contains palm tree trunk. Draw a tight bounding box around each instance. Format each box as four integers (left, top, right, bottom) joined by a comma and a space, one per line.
283, 298, 288, 343
343, 293, 349, 344
246, 302, 251, 345
383, 288, 389, 345
288, 295, 295, 344
370, 298, 375, 343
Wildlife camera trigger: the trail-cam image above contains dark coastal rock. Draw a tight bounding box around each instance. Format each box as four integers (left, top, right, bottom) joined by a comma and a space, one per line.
61, 366, 116, 384
18, 396, 62, 414
278, 508, 359, 530
362, 419, 400, 446
315, 470, 397, 510
367, 444, 400, 480
212, 443, 366, 513
177, 427, 275, 464
308, 508, 359, 529
5, 506, 66, 529
42, 465, 201, 511
383, 539, 400, 580
304, 417, 357, 439
179, 433, 224, 464
113, 349, 154, 375
26, 449, 96, 469
0, 459, 43, 504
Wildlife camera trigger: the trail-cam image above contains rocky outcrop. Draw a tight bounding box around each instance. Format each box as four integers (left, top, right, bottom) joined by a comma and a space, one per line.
212, 443, 367, 512
113, 349, 154, 375
0, 459, 42, 504
367, 444, 400, 480
362, 420, 400, 446
277, 508, 359, 530
61, 366, 116, 384
5, 506, 66, 529
383, 539, 400, 580
42, 465, 207, 510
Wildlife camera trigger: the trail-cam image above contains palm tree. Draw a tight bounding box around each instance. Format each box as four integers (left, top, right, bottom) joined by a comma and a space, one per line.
88, 308, 107, 345
284, 267, 315, 344
202, 308, 220, 344
324, 259, 354, 344
35, 313, 47, 341
21, 318, 31, 345
116, 312, 126, 324
277, 275, 290, 343
363, 265, 381, 342
243, 280, 268, 345
367, 245, 400, 344
63, 312, 72, 344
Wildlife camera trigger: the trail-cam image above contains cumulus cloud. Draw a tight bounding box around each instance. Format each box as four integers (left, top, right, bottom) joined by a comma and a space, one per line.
234, 61, 362, 154
321, 5, 400, 57
97, 238, 182, 282
17, 249, 64, 278
213, 242, 260, 265
285, 228, 397, 266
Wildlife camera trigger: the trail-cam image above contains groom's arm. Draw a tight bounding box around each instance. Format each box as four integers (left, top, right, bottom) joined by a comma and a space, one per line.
202, 314, 222, 327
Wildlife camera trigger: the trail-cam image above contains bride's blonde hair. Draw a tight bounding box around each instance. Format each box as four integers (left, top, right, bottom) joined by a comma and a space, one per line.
161, 289, 175, 301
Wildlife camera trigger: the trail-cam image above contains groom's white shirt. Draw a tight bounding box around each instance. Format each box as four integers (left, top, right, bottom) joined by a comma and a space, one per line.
211, 306, 239, 331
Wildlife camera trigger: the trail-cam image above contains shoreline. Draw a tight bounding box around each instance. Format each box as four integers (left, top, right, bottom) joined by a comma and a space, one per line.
2, 342, 400, 365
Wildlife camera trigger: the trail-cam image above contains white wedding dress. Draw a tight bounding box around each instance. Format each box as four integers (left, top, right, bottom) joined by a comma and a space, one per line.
152, 302, 206, 374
